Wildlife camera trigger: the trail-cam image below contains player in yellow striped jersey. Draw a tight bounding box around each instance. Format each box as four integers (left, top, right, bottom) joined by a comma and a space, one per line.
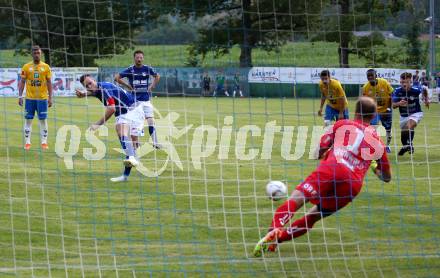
317, 70, 349, 127
362, 69, 394, 153
18, 45, 53, 150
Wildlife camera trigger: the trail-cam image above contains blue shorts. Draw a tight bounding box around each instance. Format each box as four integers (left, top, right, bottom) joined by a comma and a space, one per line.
25, 99, 48, 120
324, 105, 349, 121
216, 85, 224, 92
370, 112, 392, 131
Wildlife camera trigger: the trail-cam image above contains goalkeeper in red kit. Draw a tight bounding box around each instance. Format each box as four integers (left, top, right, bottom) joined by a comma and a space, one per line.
254, 97, 391, 257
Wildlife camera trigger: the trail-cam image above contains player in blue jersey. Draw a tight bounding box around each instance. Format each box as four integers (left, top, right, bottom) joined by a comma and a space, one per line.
113, 50, 161, 182
76, 74, 144, 171
392, 72, 429, 156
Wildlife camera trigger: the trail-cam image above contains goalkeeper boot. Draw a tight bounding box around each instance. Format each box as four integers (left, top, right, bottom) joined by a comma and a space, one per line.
253, 228, 283, 257
41, 143, 49, 150
24, 143, 31, 151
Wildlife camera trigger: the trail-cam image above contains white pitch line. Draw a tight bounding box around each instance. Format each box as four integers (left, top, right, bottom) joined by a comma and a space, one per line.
1, 253, 440, 273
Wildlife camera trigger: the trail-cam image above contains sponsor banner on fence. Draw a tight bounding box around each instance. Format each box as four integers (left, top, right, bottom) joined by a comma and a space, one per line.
0, 67, 98, 97
100, 67, 250, 96
248, 67, 424, 85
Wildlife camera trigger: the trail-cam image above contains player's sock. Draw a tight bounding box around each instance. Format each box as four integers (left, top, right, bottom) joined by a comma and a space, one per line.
225, 91, 229, 96
233, 91, 236, 97
409, 129, 415, 147
239, 90, 243, 97
124, 156, 132, 177
39, 119, 48, 144
270, 199, 298, 229
401, 130, 409, 146
124, 167, 132, 176
386, 130, 392, 146
278, 213, 321, 242
148, 126, 158, 145
120, 136, 135, 157
24, 119, 32, 144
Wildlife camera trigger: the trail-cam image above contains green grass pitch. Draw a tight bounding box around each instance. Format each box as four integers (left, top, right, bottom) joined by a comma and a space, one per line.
1, 97, 439, 277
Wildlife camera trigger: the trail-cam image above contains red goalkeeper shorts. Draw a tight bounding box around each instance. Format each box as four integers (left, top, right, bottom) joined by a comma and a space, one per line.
295, 166, 363, 212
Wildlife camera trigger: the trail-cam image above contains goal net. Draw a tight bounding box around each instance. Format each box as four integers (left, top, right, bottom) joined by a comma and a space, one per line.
0, 0, 439, 277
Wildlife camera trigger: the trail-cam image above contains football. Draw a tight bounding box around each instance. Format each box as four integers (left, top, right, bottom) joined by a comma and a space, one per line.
266, 181, 288, 201
74, 81, 87, 95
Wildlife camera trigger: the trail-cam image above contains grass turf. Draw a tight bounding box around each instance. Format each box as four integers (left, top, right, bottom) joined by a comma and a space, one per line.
0, 97, 439, 277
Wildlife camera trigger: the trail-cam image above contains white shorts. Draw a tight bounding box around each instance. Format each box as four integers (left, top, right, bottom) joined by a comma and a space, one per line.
141, 101, 154, 118
400, 112, 423, 129
116, 104, 145, 136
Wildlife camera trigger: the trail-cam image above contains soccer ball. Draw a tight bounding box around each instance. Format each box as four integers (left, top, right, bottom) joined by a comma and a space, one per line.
74, 81, 87, 94
266, 181, 288, 201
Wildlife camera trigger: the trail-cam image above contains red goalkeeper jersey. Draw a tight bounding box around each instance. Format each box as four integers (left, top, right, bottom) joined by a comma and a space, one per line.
318, 119, 390, 181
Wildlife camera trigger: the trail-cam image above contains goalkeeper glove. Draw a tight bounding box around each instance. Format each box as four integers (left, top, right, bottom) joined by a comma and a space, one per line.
370, 160, 378, 173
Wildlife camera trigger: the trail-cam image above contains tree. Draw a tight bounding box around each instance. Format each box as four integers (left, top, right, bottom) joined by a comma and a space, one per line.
152, 0, 324, 67
134, 15, 198, 45
401, 2, 427, 68
352, 32, 389, 67
0, 0, 144, 66
318, 0, 406, 67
